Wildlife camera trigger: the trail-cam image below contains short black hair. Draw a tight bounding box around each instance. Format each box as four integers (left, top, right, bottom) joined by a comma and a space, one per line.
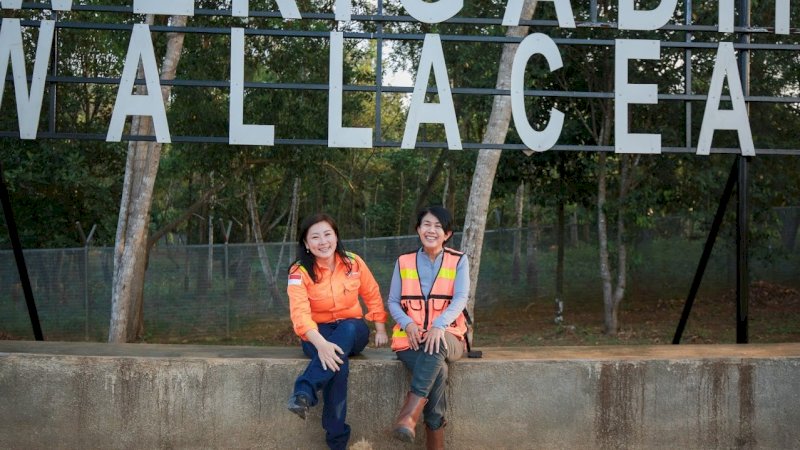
416, 206, 454, 242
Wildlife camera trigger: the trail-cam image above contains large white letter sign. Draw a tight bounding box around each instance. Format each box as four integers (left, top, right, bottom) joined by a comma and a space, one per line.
776, 0, 789, 34
334, 0, 353, 21
718, 0, 734, 32
107, 24, 171, 143
618, 0, 677, 30
328, 32, 372, 148
503, 0, 575, 28
400, 0, 462, 24
0, 0, 22, 9
232, 0, 300, 19
229, 28, 274, 146
0, 19, 55, 139
402, 34, 462, 150
134, 0, 194, 15
697, 42, 754, 156
511, 33, 564, 152
1, 0, 71, 9
51, 0, 72, 10
615, 39, 661, 154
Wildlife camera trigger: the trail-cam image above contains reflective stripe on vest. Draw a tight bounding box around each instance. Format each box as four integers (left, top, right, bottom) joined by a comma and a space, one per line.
391, 247, 468, 352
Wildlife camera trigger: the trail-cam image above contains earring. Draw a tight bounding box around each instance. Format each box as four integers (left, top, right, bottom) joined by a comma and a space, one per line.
305, 248, 310, 254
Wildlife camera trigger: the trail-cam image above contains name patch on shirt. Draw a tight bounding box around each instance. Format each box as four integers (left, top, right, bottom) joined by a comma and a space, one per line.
288, 274, 302, 285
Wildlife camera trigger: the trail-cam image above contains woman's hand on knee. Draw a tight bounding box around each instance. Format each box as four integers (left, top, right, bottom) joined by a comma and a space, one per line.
422, 327, 447, 355
317, 340, 345, 371
405, 323, 422, 351
306, 329, 345, 371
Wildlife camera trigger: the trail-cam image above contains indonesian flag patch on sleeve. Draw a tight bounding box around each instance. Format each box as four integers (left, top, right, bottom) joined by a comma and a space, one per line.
288, 274, 302, 286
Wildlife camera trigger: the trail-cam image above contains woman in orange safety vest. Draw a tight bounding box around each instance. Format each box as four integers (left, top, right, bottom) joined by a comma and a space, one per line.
388, 206, 469, 450
286, 213, 388, 450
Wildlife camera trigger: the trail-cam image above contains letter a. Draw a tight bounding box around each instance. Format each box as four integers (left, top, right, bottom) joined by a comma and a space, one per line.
107, 24, 171, 143
402, 34, 462, 150
697, 42, 754, 156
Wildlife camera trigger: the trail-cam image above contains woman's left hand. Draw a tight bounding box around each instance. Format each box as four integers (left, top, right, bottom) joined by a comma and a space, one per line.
374, 329, 388, 347
374, 323, 388, 347
421, 327, 447, 355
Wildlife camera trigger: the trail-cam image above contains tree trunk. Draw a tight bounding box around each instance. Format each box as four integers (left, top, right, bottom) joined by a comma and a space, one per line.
407, 149, 448, 233
246, 180, 284, 312
526, 200, 540, 302
511, 181, 525, 283
614, 155, 632, 319
598, 153, 616, 334
461, 0, 538, 321
274, 177, 300, 279
599, 152, 636, 335
441, 164, 450, 208
570, 207, 579, 246
555, 198, 565, 324
108, 15, 187, 343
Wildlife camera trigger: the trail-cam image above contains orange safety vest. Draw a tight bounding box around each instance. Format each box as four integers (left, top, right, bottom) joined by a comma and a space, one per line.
391, 247, 468, 352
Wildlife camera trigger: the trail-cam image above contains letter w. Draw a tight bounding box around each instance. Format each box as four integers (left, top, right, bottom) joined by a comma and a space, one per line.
0, 19, 55, 139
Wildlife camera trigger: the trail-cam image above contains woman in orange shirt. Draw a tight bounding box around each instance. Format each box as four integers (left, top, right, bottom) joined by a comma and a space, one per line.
286, 213, 388, 450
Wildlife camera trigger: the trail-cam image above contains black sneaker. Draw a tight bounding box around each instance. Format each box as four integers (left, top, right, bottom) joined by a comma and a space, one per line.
287, 393, 310, 420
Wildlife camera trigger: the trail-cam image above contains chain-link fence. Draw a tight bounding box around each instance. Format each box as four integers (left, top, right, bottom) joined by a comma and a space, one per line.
2, 215, 799, 342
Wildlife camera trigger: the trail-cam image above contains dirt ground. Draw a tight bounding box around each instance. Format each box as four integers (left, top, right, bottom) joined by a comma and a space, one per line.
472, 280, 800, 347
166, 279, 800, 348
4, 281, 797, 347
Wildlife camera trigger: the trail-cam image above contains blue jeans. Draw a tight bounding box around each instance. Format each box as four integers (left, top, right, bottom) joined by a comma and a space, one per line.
396, 331, 463, 430
293, 318, 370, 450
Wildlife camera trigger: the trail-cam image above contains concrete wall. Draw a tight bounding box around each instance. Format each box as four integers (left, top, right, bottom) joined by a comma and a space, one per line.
1, 341, 799, 449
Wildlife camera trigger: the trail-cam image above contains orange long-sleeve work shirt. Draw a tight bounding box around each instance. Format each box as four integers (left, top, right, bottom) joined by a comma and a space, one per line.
287, 252, 387, 340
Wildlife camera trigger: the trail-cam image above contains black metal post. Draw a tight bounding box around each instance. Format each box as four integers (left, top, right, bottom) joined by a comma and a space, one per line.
673, 159, 738, 344
736, 0, 751, 344
737, 156, 750, 343
0, 161, 44, 340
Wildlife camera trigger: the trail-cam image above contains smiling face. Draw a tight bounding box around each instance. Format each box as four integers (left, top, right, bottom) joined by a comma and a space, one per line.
304, 220, 338, 262
417, 212, 452, 255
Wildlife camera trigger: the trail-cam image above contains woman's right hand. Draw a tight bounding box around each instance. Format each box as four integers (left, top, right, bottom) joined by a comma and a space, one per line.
306, 330, 345, 371
405, 322, 422, 351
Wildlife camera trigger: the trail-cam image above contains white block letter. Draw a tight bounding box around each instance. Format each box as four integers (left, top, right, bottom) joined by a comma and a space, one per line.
0, 0, 23, 9
229, 28, 274, 146
615, 39, 661, 154
776, 0, 789, 34
0, 19, 55, 139
511, 33, 564, 152
51, 0, 72, 10
107, 24, 171, 143
334, 0, 352, 21
232, 0, 300, 19
618, 0, 677, 30
402, 34, 462, 150
719, 0, 734, 32
328, 32, 372, 148
134, 0, 194, 15
503, 0, 575, 28
697, 42, 754, 156
400, 0, 462, 24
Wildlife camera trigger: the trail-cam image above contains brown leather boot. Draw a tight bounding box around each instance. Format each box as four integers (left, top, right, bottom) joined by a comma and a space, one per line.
425, 423, 445, 450
392, 392, 427, 442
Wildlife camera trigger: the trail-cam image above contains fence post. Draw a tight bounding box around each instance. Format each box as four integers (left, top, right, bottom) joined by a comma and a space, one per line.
220, 220, 232, 339
76, 222, 96, 341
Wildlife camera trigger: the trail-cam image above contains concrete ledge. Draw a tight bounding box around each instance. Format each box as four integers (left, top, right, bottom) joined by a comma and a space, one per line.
1, 341, 799, 449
